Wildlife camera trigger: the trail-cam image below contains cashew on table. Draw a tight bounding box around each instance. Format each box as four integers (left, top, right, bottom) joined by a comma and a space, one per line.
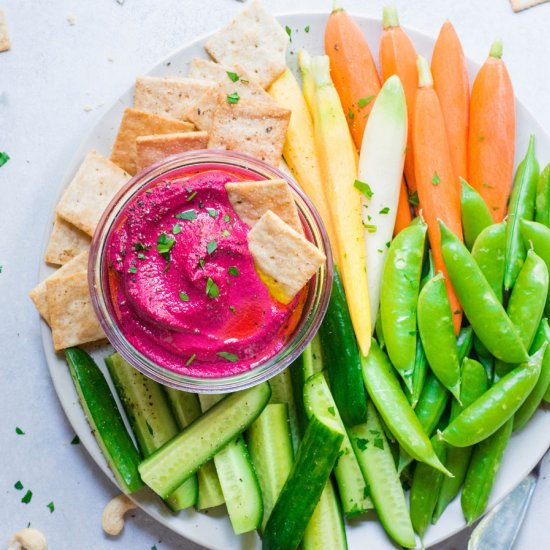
102, 493, 138, 536
7, 528, 47, 550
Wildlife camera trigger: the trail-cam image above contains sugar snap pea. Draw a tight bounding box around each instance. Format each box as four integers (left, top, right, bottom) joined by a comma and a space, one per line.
461, 178, 493, 250
440, 221, 528, 364
418, 274, 461, 400
504, 135, 539, 290
360, 341, 451, 475
381, 221, 427, 393
441, 346, 545, 447
535, 162, 550, 228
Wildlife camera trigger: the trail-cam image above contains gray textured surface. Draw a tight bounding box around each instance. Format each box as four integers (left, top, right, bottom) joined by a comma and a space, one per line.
1, 0, 550, 548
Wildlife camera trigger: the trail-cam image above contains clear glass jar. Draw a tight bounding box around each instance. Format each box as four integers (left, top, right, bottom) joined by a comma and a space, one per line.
89, 150, 333, 393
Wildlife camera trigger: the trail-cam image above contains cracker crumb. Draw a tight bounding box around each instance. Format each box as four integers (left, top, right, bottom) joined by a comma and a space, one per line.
83, 104, 94, 112
67, 14, 77, 26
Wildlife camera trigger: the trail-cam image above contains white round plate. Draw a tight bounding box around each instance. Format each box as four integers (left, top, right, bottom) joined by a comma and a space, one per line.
40, 11, 550, 550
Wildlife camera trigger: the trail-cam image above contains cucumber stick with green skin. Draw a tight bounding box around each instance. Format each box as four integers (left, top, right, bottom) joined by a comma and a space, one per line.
64, 348, 143, 493
106, 354, 196, 511
199, 394, 263, 534
164, 387, 224, 510
268, 368, 300, 451
263, 376, 345, 550
303, 373, 372, 517
349, 401, 415, 548
319, 267, 367, 427
138, 382, 270, 499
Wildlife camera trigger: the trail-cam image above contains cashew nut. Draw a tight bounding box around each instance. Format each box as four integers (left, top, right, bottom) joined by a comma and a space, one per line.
102, 493, 137, 536
7, 528, 47, 550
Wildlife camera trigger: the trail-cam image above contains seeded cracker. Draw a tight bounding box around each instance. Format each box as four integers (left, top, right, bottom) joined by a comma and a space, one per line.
0, 9, 10, 52
248, 210, 325, 303
111, 108, 194, 175
136, 131, 209, 171
225, 179, 303, 234
45, 215, 91, 265
204, 0, 289, 89
134, 76, 215, 120
510, 0, 549, 11
208, 96, 290, 166
29, 251, 89, 325
46, 271, 106, 351
56, 150, 130, 236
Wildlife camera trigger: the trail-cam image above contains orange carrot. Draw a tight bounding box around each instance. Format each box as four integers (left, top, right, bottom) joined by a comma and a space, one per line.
432, 20, 469, 182
379, 6, 418, 192
468, 39, 515, 222
324, 1, 381, 149
394, 179, 413, 235
414, 56, 463, 333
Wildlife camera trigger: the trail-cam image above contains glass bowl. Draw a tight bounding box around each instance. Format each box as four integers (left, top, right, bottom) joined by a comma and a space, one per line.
89, 150, 333, 393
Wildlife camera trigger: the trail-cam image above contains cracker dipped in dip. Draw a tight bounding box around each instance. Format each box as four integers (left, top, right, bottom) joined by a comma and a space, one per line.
105, 165, 323, 377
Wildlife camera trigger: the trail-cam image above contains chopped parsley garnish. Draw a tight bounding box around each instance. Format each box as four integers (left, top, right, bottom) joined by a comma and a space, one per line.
145, 188, 154, 194
15, 427, 24, 435
21, 490, 33, 504
348, 107, 354, 120
385, 241, 391, 248
14, 481, 23, 490
199, 258, 205, 269
379, 207, 390, 214
453, 309, 461, 315
357, 95, 375, 108
223, 214, 231, 223
228, 266, 239, 277
222, 229, 230, 237
369, 429, 380, 435
432, 171, 441, 185
186, 190, 197, 202
137, 252, 146, 260
354, 179, 373, 200
47, 501, 55, 513
128, 266, 137, 274
229, 305, 236, 313
206, 277, 219, 298
285, 25, 292, 40
356, 438, 368, 451
70, 435, 80, 445
227, 71, 240, 82
157, 233, 175, 260
134, 242, 148, 250
175, 209, 197, 220
363, 223, 377, 233
478, 135, 485, 142
304, 25, 310, 33
207, 208, 219, 218
207, 240, 217, 255
408, 190, 419, 206
227, 92, 240, 104
482, 183, 494, 189
146, 421, 154, 436
373, 437, 384, 450
328, 406, 336, 416
217, 351, 239, 362
179, 291, 189, 302
172, 223, 182, 234
185, 354, 196, 367
0, 152, 10, 167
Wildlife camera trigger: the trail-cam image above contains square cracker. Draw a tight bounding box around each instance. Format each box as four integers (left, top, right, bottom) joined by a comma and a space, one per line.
136, 131, 209, 171
111, 107, 194, 175
208, 96, 290, 166
46, 271, 106, 351
185, 61, 273, 132
29, 251, 89, 325
248, 210, 325, 302
45, 215, 91, 265
134, 76, 215, 120
225, 179, 302, 234
204, 0, 289, 88
56, 150, 130, 236
0, 9, 10, 52
510, 0, 549, 11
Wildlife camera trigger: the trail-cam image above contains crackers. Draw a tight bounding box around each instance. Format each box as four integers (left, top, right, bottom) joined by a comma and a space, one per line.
45, 215, 91, 265
111, 108, 194, 175
248, 211, 325, 303
136, 131, 209, 171
225, 179, 302, 233
208, 97, 290, 166
204, 0, 289, 88
56, 150, 130, 236
134, 76, 215, 120
0, 9, 10, 52
510, 0, 549, 11
46, 271, 106, 351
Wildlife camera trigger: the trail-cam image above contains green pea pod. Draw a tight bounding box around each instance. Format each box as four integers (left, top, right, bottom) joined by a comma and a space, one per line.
441, 346, 545, 447
381, 221, 427, 393
409, 436, 447, 539
472, 221, 506, 303
360, 341, 451, 476
514, 319, 550, 431
439, 221, 528, 364
461, 418, 513, 525
375, 309, 385, 350
433, 359, 489, 523
496, 249, 549, 377
418, 274, 461, 401
520, 219, 550, 316
535, 162, 550, 228
504, 135, 539, 290
461, 178, 493, 250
